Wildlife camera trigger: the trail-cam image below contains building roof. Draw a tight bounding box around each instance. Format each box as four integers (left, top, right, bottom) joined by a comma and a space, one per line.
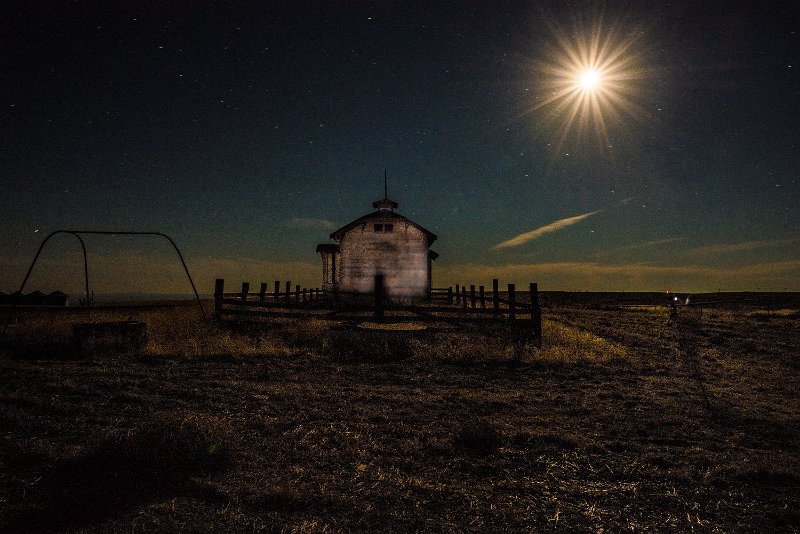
315, 243, 340, 254
329, 209, 437, 245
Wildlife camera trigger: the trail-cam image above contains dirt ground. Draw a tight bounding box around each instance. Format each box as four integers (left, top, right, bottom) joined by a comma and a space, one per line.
1, 295, 798, 532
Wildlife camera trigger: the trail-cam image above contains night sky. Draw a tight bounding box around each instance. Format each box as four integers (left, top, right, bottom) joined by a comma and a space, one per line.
2, 1, 798, 296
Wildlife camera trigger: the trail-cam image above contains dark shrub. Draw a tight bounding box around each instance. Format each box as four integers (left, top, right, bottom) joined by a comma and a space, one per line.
104, 411, 238, 478
454, 419, 501, 457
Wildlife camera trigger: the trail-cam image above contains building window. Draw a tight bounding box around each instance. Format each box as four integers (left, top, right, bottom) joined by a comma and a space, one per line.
374, 224, 383, 232
383, 224, 393, 232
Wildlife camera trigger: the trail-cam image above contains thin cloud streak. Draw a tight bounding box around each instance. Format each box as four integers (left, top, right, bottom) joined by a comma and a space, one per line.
5, 252, 800, 294
287, 217, 336, 229
596, 237, 687, 258
436, 260, 800, 292
686, 238, 799, 257
492, 210, 603, 250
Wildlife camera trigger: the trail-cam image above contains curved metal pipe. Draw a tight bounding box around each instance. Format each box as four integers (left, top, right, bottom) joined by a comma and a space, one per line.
1, 231, 92, 338
152, 232, 205, 320
1, 230, 206, 340
61, 231, 206, 320
72, 232, 90, 310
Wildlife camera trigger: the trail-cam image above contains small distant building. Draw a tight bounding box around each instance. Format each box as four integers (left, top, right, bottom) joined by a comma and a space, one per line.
0, 290, 70, 306
316, 193, 438, 299
26, 291, 46, 305
46, 291, 69, 306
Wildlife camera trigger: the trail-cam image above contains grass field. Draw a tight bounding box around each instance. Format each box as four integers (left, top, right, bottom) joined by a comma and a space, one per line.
1, 295, 799, 531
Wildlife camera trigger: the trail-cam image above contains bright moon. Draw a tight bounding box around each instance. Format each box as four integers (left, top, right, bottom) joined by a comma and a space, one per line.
579, 69, 601, 91
529, 12, 649, 149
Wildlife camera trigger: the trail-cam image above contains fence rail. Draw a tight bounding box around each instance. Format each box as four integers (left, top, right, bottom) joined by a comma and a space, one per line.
213, 277, 542, 345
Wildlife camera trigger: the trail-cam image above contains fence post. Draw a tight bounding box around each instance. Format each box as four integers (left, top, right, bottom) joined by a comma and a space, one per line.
274, 281, 280, 303
258, 283, 267, 303
470, 285, 476, 308
374, 274, 384, 319
448, 286, 453, 304
285, 281, 291, 304
302, 288, 307, 303
455, 284, 460, 305
214, 278, 224, 320
508, 283, 516, 319
479, 286, 485, 308
530, 282, 542, 347
493, 278, 499, 316
462, 286, 467, 309
295, 284, 300, 304
241, 282, 249, 302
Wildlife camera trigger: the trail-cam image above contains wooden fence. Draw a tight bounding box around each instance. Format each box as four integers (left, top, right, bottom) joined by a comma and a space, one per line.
214, 276, 542, 344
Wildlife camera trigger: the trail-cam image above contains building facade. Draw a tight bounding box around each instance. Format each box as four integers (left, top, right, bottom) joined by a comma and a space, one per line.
316, 196, 438, 299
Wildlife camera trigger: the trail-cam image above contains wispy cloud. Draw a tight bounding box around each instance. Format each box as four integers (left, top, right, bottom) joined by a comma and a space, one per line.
492, 210, 603, 250
435, 260, 800, 292
6, 251, 800, 295
686, 238, 798, 257
287, 217, 335, 229
596, 237, 687, 258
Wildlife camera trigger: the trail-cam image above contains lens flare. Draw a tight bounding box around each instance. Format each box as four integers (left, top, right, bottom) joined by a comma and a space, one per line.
530, 11, 651, 151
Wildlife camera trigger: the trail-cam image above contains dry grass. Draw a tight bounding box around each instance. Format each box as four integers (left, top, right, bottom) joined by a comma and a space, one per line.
536, 319, 629, 364
357, 321, 428, 331
745, 308, 800, 319
144, 308, 296, 358
1, 296, 799, 531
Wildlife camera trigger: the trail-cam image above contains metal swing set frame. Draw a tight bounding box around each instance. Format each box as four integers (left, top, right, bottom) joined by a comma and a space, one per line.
1, 230, 205, 339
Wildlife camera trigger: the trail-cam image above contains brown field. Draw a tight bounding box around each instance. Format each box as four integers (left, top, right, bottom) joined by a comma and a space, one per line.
1, 294, 799, 532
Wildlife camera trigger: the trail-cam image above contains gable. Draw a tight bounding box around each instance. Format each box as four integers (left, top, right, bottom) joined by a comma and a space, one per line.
330, 211, 436, 246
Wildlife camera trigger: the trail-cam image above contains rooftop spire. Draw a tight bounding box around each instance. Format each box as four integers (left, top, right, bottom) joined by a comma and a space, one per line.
373, 169, 398, 211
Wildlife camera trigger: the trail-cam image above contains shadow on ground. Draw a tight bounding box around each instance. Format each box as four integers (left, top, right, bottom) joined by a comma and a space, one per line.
4, 412, 236, 533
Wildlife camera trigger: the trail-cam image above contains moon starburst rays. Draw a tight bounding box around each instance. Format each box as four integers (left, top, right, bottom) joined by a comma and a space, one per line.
531, 15, 649, 151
